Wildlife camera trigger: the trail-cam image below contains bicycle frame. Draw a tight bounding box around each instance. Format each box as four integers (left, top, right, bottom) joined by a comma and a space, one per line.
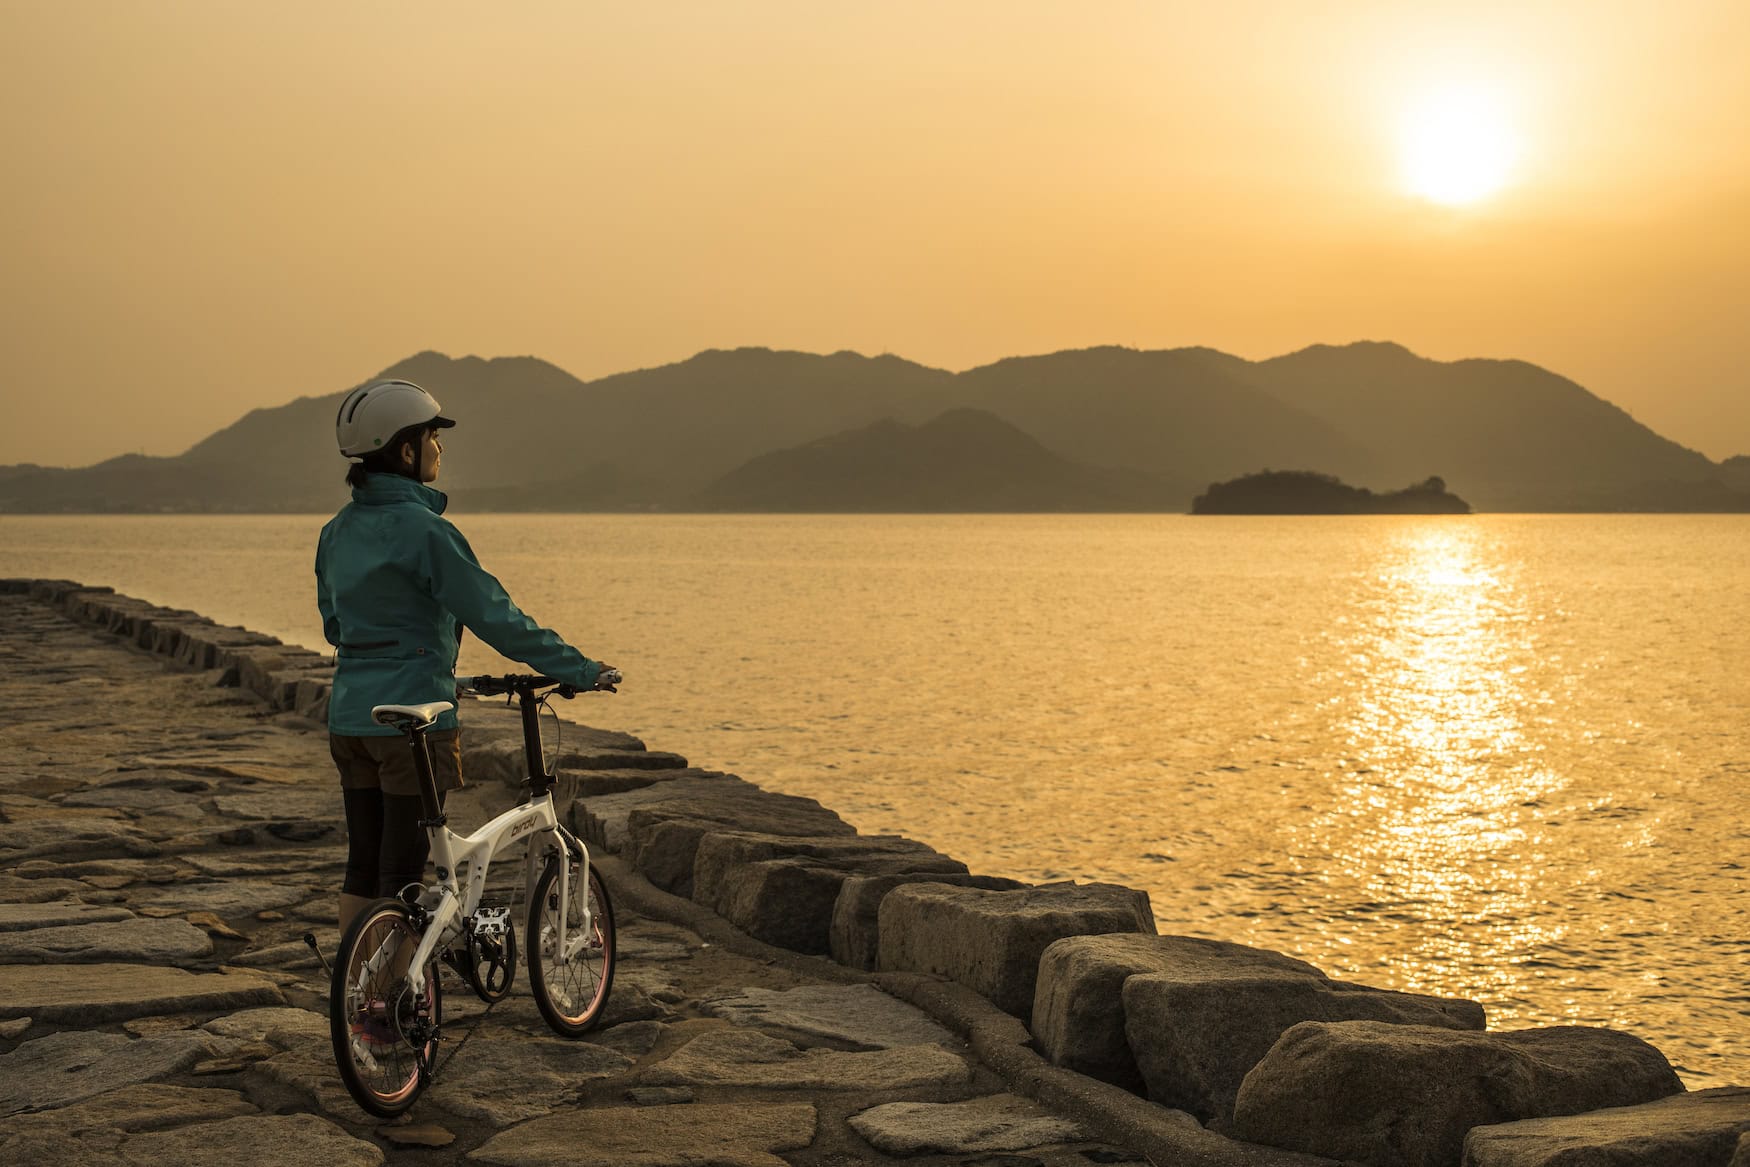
391, 694, 593, 999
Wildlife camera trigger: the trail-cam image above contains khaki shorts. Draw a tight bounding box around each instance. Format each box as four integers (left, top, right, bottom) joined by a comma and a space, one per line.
330, 729, 464, 798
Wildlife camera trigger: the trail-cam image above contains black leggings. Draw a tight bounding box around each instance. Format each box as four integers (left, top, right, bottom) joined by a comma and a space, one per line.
341, 788, 446, 899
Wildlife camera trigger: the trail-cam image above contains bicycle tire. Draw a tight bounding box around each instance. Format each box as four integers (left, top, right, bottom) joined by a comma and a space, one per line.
526, 852, 615, 1036
329, 898, 443, 1117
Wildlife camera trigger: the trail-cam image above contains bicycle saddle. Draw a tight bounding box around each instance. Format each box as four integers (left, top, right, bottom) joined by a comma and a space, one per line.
371, 701, 456, 730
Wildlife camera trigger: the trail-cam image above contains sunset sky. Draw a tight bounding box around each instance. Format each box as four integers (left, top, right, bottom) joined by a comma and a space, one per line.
3, 0, 1747, 468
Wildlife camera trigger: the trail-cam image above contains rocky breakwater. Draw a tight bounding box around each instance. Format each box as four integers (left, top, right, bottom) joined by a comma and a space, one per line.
3, 578, 1746, 1167
0, 579, 1148, 1166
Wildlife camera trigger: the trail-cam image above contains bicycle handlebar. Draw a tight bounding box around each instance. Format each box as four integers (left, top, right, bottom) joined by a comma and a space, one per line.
457, 670, 621, 699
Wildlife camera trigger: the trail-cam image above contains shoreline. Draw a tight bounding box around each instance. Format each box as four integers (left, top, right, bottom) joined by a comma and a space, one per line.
3, 579, 1744, 1167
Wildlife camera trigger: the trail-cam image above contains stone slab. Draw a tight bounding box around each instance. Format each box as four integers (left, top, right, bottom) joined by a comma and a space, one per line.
696, 832, 965, 954
201, 1006, 330, 1046
0, 918, 213, 965
623, 796, 857, 896
117, 1112, 384, 1167
0, 963, 284, 1024
570, 774, 834, 857
0, 819, 158, 863
0, 1030, 234, 1117
700, 984, 959, 1051
1232, 1021, 1687, 1167
640, 1027, 971, 1091
0, 902, 133, 932
848, 1093, 1088, 1155
0, 1082, 255, 1136
831, 871, 1030, 971
878, 881, 1157, 1016
426, 1032, 634, 1127
210, 788, 337, 822
468, 1102, 817, 1167
131, 879, 315, 917
1462, 1087, 1750, 1167
1030, 934, 1481, 1121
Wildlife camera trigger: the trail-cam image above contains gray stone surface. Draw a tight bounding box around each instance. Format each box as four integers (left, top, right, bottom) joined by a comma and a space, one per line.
0, 963, 284, 1023
0, 818, 158, 862
131, 879, 315, 917
426, 1033, 635, 1126
831, 871, 1029, 971
1026, 933, 1482, 1121
0, 902, 133, 932
1126, 970, 1484, 1122
1461, 1087, 1750, 1166
571, 774, 843, 858
1733, 1131, 1750, 1167
245, 1045, 366, 1120
641, 1027, 971, 1091
1231, 1021, 1687, 1167
226, 939, 323, 969
623, 796, 857, 896
210, 788, 337, 821
117, 1112, 384, 1167
0, 1082, 255, 1134
701, 984, 959, 1050
0, 1083, 256, 1165
184, 849, 346, 877
594, 1020, 665, 1057
0, 1030, 235, 1116
58, 784, 206, 811
201, 1006, 329, 1046
848, 1093, 1088, 1155
0, 874, 90, 903
469, 1102, 818, 1167
1033, 933, 1322, 1093
0, 917, 214, 965
878, 881, 1157, 1016
695, 831, 965, 954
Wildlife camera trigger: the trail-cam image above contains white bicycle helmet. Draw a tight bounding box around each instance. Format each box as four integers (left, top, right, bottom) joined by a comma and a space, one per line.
335, 380, 456, 462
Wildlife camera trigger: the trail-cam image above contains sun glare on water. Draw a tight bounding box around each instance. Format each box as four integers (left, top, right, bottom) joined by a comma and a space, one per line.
1398, 85, 1521, 206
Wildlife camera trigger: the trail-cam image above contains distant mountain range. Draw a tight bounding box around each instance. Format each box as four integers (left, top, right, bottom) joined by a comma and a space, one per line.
1, 343, 1743, 513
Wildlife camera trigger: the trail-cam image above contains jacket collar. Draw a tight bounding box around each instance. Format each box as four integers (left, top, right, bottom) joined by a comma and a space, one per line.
352, 473, 449, 515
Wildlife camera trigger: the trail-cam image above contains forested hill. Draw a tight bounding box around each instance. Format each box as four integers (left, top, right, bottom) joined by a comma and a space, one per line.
0, 343, 1738, 513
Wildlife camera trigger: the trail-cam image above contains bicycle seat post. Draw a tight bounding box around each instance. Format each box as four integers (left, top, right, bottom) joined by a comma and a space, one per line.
398, 725, 442, 825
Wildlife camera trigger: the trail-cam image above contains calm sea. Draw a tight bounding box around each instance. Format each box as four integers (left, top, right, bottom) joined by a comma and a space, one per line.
5, 513, 1746, 1085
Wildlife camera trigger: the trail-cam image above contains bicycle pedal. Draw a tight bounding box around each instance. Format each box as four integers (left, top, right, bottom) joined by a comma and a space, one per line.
472, 906, 511, 937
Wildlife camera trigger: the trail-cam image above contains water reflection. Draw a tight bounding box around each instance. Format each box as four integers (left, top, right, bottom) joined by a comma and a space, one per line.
1302, 522, 1564, 1013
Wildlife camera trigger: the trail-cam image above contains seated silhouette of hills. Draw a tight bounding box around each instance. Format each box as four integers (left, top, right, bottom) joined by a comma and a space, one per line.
1191, 470, 1471, 515
2, 342, 1747, 513
694, 408, 1181, 512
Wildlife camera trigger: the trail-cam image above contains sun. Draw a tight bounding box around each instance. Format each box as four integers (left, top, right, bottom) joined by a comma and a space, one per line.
1398, 85, 1520, 206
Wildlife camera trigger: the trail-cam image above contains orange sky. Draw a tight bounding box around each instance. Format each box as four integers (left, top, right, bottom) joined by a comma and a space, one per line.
3, 0, 1747, 467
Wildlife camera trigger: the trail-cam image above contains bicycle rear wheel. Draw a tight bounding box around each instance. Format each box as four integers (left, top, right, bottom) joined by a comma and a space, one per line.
527, 852, 615, 1036
329, 898, 442, 1117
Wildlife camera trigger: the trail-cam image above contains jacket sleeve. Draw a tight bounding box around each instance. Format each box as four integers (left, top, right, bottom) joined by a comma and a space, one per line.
315, 542, 341, 649
416, 517, 604, 687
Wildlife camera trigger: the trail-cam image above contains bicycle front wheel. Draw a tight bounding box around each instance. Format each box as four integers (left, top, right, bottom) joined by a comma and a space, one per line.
329, 898, 443, 1117
527, 852, 615, 1037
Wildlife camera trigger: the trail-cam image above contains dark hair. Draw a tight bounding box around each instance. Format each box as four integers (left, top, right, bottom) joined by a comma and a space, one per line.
343, 423, 431, 487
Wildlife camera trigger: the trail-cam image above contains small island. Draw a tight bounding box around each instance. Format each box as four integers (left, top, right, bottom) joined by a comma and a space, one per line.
1191, 470, 1472, 515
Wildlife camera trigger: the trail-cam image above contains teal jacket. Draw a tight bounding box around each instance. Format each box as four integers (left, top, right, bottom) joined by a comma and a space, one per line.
315, 474, 604, 736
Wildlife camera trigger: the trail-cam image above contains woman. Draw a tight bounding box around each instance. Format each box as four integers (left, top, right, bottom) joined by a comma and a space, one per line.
316, 378, 616, 934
